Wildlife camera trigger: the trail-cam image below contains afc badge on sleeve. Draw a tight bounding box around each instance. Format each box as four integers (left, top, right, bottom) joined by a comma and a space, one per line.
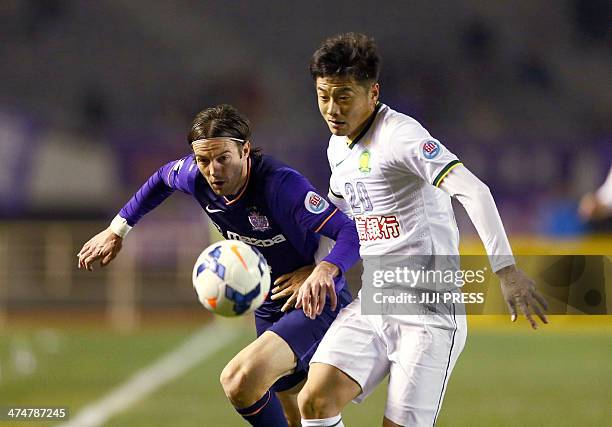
421, 140, 441, 160
305, 191, 329, 214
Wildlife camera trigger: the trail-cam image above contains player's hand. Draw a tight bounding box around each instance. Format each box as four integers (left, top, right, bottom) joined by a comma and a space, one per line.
578, 192, 611, 221
497, 265, 548, 329
271, 265, 315, 312
296, 261, 339, 319
77, 227, 123, 271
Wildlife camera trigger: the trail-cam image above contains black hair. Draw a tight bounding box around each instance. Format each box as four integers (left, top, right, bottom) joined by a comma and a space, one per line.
310, 33, 380, 83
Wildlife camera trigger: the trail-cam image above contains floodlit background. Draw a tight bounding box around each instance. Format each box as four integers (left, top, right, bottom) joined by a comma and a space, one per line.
1, 1, 610, 426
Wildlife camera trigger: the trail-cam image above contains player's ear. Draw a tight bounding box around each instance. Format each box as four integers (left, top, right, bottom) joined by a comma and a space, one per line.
370, 82, 380, 104
242, 141, 251, 158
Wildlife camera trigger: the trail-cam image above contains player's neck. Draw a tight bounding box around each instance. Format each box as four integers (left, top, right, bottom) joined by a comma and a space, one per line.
347, 103, 380, 142
224, 157, 251, 205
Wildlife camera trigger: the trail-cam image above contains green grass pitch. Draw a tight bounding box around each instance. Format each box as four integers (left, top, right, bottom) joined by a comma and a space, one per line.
1, 320, 610, 426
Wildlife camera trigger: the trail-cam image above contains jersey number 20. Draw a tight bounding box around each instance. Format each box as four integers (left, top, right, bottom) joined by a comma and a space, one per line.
345, 182, 373, 214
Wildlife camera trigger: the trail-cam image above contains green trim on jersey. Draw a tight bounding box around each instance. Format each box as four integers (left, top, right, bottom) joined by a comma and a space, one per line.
433, 160, 462, 187
347, 102, 382, 150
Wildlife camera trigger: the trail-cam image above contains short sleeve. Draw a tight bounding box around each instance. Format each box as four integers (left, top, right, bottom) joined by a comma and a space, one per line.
388, 121, 461, 187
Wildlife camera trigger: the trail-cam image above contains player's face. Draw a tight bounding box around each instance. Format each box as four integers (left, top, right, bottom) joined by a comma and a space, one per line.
192, 139, 250, 196
316, 76, 379, 140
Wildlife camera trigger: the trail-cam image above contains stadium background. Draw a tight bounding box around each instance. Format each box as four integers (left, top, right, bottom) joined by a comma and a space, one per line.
1, 1, 610, 426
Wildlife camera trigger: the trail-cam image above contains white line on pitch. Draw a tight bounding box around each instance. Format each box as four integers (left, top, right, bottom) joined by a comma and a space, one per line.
57, 322, 241, 427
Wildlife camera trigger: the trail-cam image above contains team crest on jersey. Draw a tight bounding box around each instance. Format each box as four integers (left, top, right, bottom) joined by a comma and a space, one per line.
304, 191, 329, 214
247, 208, 270, 231
359, 150, 371, 173
421, 140, 441, 160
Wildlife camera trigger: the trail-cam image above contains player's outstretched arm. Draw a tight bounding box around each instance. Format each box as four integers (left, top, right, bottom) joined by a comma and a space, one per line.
271, 264, 315, 312
438, 165, 549, 328
296, 261, 339, 319
77, 157, 193, 271
496, 265, 548, 329
77, 227, 123, 271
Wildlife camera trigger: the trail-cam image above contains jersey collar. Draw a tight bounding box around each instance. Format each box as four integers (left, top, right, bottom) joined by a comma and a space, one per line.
347, 102, 382, 150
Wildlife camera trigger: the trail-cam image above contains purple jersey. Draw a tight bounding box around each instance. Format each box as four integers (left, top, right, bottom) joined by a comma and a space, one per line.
118, 153, 360, 318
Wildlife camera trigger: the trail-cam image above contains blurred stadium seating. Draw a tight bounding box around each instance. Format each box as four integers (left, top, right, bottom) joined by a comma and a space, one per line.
1, 1, 610, 426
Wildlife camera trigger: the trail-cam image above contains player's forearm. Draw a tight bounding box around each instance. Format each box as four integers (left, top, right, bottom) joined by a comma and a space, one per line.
439, 165, 515, 272
320, 215, 361, 275
316, 261, 340, 278
117, 167, 175, 231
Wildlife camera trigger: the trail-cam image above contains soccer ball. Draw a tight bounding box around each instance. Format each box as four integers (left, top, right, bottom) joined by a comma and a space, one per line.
192, 240, 271, 317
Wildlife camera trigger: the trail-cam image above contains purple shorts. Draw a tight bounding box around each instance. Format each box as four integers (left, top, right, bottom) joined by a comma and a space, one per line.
254, 287, 352, 392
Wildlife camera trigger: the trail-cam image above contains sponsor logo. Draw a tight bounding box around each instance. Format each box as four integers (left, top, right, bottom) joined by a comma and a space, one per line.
354, 215, 401, 241
359, 150, 371, 173
421, 140, 441, 160
305, 191, 329, 214
205, 204, 224, 214
227, 231, 286, 247
247, 209, 271, 231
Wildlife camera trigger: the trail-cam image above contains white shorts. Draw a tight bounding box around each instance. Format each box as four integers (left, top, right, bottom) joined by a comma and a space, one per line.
311, 296, 467, 427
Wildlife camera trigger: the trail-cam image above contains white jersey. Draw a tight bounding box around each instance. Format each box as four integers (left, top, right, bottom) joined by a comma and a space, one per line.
317, 106, 469, 427
328, 103, 461, 258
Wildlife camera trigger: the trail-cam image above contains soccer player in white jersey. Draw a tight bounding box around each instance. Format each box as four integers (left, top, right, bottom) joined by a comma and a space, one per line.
295, 33, 549, 427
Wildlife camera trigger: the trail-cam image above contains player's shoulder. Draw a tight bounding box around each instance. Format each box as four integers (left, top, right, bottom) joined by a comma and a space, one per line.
255, 154, 292, 176
167, 153, 194, 169
155, 153, 200, 193
254, 155, 319, 211
254, 154, 306, 187
327, 133, 345, 150
166, 153, 198, 180
377, 104, 431, 141
327, 134, 351, 164
373, 104, 436, 160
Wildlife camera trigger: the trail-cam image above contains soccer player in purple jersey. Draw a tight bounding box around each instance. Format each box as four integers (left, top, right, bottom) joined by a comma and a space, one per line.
77, 104, 360, 427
